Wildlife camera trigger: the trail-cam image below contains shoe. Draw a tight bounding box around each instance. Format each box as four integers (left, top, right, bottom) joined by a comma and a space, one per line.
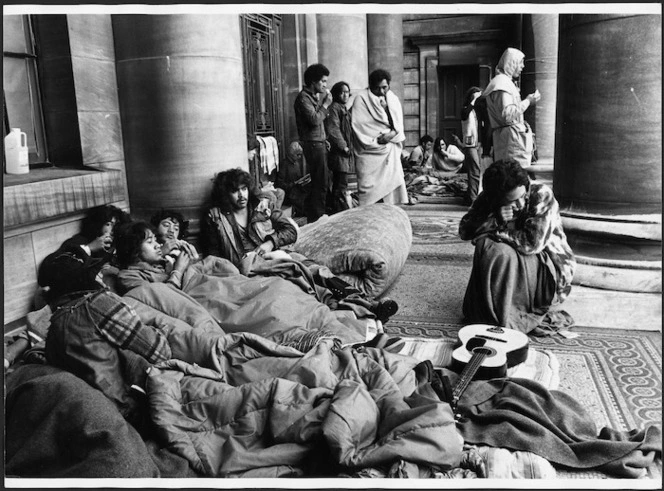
371, 298, 399, 324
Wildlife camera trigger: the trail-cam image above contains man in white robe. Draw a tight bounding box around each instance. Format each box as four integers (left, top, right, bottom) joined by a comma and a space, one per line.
351, 69, 408, 206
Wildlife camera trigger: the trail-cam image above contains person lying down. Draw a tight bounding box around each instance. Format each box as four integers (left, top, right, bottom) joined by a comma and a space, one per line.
113, 220, 381, 348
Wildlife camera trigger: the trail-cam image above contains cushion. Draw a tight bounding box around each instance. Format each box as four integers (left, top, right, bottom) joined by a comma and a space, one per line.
289, 204, 412, 298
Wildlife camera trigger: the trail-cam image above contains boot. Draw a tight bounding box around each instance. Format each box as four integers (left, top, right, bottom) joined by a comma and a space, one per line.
370, 297, 399, 323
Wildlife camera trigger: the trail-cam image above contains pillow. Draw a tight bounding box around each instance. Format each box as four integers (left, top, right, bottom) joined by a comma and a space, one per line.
289, 204, 412, 298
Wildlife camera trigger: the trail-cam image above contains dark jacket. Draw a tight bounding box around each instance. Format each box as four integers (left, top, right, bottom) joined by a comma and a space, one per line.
325, 101, 355, 173
294, 87, 328, 142
203, 199, 298, 269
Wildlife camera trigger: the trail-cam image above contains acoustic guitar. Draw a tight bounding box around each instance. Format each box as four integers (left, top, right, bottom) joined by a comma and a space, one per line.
445, 324, 529, 414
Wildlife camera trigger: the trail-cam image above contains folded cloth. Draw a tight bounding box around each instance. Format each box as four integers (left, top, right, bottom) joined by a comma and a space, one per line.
257, 135, 279, 175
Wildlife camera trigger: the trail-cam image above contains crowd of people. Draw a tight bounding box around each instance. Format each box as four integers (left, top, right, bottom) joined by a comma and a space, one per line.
24, 47, 577, 445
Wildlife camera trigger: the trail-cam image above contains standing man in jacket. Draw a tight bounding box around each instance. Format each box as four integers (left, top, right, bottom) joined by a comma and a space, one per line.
294, 63, 333, 223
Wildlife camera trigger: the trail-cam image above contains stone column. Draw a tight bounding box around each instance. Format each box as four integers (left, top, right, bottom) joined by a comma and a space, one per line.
521, 13, 558, 166
316, 14, 368, 97
112, 14, 247, 228
555, 14, 662, 293
367, 14, 404, 101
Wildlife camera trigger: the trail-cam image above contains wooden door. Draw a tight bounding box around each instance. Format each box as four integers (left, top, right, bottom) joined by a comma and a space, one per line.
438, 65, 479, 143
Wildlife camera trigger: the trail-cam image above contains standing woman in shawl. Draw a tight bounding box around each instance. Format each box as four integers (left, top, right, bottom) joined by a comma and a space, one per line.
351, 69, 408, 206
325, 81, 355, 212
483, 48, 541, 168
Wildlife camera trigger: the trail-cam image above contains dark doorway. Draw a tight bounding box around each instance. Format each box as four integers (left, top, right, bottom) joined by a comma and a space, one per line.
438, 64, 480, 143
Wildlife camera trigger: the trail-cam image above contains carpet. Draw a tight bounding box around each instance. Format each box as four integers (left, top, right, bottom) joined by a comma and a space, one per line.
385, 319, 663, 479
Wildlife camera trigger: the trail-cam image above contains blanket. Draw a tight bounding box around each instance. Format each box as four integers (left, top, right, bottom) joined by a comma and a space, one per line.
444, 369, 662, 478
290, 204, 412, 298
4, 363, 197, 478
123, 276, 367, 348
351, 88, 408, 205
146, 331, 464, 477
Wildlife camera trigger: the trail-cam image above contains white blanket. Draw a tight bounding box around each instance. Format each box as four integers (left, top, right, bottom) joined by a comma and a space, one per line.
351, 89, 408, 205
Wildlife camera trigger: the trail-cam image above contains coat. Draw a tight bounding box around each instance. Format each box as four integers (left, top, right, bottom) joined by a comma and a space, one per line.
325, 101, 355, 173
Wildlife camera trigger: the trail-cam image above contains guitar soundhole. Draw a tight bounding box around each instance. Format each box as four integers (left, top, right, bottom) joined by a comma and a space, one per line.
471, 346, 496, 357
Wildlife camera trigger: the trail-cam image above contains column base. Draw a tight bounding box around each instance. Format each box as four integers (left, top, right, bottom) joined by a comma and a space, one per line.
561, 210, 662, 293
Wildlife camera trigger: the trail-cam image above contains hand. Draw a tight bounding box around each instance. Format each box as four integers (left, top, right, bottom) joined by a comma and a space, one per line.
322, 90, 333, 108
528, 89, 541, 104
498, 205, 515, 223
377, 131, 394, 145
262, 250, 291, 261
343, 146, 350, 155
173, 250, 191, 273
325, 140, 331, 152
161, 238, 181, 256
178, 240, 199, 260
254, 240, 275, 257
88, 234, 113, 254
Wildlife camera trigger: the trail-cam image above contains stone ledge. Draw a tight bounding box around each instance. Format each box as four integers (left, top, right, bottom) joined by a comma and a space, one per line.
3, 167, 125, 229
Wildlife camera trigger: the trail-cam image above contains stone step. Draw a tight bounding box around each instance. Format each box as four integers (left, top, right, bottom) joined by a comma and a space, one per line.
561, 285, 662, 331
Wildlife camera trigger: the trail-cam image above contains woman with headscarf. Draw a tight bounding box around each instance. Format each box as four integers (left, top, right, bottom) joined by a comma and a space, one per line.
482, 48, 541, 168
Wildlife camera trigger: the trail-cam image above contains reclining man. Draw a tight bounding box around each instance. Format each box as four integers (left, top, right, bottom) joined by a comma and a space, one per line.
200, 168, 399, 325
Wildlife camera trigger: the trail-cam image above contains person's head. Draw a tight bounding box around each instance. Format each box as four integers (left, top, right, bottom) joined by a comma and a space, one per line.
303, 63, 330, 93
433, 136, 447, 155
210, 168, 257, 212
80, 205, 130, 241
38, 248, 105, 303
286, 141, 304, 163
150, 209, 189, 242
247, 134, 260, 162
114, 221, 162, 268
369, 69, 391, 97
482, 160, 531, 212
331, 81, 351, 105
464, 86, 482, 106
419, 134, 434, 152
496, 48, 525, 79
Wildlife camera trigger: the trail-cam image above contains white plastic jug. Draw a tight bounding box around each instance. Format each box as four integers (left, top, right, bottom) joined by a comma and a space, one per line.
5, 128, 29, 175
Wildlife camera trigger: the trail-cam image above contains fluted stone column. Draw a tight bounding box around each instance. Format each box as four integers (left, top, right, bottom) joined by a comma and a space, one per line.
521, 14, 558, 165
367, 14, 404, 101
316, 14, 368, 97
112, 14, 247, 227
555, 14, 662, 293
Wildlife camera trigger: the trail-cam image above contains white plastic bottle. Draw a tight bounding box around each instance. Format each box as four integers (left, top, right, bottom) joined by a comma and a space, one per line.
5, 128, 29, 175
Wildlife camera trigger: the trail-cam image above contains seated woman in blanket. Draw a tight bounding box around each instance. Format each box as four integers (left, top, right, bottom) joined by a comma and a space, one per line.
113, 220, 370, 348
200, 167, 399, 324
430, 136, 465, 173
458, 159, 576, 334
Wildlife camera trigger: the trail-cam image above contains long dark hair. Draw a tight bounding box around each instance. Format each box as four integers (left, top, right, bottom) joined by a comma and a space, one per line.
80, 205, 130, 241
433, 136, 447, 156
330, 81, 350, 104
114, 221, 155, 269
461, 86, 482, 121
482, 160, 530, 209
210, 168, 260, 212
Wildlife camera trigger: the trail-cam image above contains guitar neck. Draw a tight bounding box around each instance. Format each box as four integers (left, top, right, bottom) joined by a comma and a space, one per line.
452, 351, 489, 401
